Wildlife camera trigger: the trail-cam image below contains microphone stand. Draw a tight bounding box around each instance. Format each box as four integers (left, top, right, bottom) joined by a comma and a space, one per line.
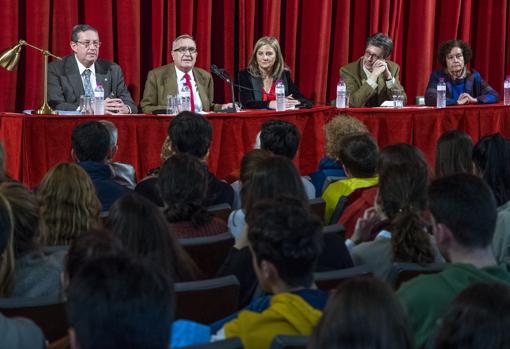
211, 65, 237, 113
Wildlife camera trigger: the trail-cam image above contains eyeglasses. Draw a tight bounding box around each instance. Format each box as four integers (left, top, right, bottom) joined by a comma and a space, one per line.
364, 50, 383, 61
76, 41, 101, 49
446, 53, 463, 61
173, 46, 197, 54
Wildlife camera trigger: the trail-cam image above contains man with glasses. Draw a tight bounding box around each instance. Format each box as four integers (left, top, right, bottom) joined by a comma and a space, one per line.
141, 34, 226, 113
340, 32, 405, 107
48, 24, 137, 113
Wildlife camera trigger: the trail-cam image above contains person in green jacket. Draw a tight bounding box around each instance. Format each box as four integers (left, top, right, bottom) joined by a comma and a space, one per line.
398, 174, 510, 348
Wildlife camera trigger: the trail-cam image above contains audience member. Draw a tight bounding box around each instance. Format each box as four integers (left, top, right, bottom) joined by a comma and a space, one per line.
159, 153, 227, 239
108, 192, 201, 280
322, 133, 379, 223
47, 24, 137, 113
0, 142, 9, 182
350, 165, 443, 280
259, 119, 315, 198
218, 156, 353, 307
38, 162, 100, 245
238, 36, 311, 109
0, 191, 45, 348
67, 255, 174, 349
425, 39, 499, 106
397, 174, 510, 348
141, 34, 230, 113
308, 277, 413, 349
309, 115, 368, 195
229, 149, 273, 237
99, 120, 137, 189
435, 130, 473, 178
340, 32, 406, 107
71, 121, 131, 211
0, 182, 65, 298
213, 197, 326, 349
433, 282, 510, 349
136, 112, 234, 207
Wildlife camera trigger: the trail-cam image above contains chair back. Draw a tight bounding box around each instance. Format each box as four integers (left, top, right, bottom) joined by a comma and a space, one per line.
388, 262, 445, 290
314, 265, 373, 291
309, 197, 326, 223
269, 335, 309, 349
180, 233, 234, 278
0, 295, 67, 342
208, 203, 233, 223
322, 224, 345, 237
181, 337, 244, 349
175, 275, 240, 324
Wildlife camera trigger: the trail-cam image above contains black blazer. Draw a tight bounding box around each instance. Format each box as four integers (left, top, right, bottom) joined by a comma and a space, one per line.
237, 69, 312, 109
47, 55, 137, 112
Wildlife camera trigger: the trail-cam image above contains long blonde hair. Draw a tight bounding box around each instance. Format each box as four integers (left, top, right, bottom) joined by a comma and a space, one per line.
0, 191, 15, 297
247, 36, 286, 79
38, 163, 101, 245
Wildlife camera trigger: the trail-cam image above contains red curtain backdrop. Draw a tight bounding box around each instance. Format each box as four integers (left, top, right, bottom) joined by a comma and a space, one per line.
1, 0, 510, 112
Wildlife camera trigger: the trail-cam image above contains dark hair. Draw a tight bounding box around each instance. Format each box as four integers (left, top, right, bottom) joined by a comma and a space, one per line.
158, 153, 211, 227
472, 133, 510, 206
108, 193, 199, 281
67, 255, 174, 349
378, 143, 429, 178
366, 32, 394, 58
260, 120, 301, 159
379, 165, 435, 264
167, 112, 212, 159
244, 156, 308, 218
71, 121, 110, 162
434, 282, 510, 349
71, 24, 98, 42
429, 174, 497, 248
247, 196, 322, 288
339, 133, 378, 178
435, 130, 474, 178
308, 277, 413, 349
0, 182, 41, 256
239, 149, 273, 209
438, 39, 472, 68
65, 229, 125, 282
0, 192, 12, 255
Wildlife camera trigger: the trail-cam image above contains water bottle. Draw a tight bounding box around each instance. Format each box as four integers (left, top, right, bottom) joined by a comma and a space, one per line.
94, 84, 104, 115
437, 78, 446, 108
336, 78, 347, 108
275, 80, 285, 111
180, 85, 191, 111
504, 75, 510, 106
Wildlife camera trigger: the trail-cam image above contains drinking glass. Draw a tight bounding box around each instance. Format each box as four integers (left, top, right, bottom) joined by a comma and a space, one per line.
79, 95, 94, 114
391, 88, 404, 108
166, 95, 180, 115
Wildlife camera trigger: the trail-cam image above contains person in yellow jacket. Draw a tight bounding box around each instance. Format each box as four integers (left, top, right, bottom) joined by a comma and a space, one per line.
212, 196, 328, 349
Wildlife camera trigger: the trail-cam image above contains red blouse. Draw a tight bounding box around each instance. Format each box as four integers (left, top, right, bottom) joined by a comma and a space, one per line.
262, 81, 276, 101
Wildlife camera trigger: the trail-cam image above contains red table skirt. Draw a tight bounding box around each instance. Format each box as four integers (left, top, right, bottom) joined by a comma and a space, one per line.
1, 104, 510, 188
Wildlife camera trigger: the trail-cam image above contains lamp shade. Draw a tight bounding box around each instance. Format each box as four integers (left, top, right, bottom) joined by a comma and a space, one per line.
0, 42, 23, 71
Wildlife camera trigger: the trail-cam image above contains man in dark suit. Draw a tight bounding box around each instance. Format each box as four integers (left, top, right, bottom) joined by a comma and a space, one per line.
47, 24, 137, 113
340, 32, 406, 107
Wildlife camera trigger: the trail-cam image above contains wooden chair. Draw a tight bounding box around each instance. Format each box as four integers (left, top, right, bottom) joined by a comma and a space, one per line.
269, 335, 309, 349
181, 337, 244, 349
180, 233, 234, 278
309, 197, 326, 223
175, 275, 240, 324
0, 295, 67, 342
388, 262, 445, 290
208, 203, 233, 224
314, 265, 373, 291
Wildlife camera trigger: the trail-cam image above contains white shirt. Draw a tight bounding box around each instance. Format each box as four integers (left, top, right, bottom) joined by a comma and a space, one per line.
175, 66, 203, 112
75, 55, 97, 91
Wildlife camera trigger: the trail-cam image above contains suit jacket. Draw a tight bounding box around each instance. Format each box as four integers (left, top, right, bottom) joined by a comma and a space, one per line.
140, 63, 219, 113
238, 69, 312, 109
47, 55, 137, 112
340, 58, 405, 107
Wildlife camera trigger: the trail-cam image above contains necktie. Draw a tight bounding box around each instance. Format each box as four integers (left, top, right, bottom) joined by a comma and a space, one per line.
184, 73, 196, 112
83, 69, 94, 97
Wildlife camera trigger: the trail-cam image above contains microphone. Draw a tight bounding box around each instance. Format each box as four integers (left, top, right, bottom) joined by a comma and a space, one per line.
211, 64, 237, 113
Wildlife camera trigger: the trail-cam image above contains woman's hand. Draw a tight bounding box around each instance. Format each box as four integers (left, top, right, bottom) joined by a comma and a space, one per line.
457, 93, 477, 105
351, 207, 381, 245
268, 96, 301, 110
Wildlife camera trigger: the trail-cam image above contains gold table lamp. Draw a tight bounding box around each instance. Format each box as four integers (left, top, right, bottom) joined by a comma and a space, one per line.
0, 40, 62, 114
